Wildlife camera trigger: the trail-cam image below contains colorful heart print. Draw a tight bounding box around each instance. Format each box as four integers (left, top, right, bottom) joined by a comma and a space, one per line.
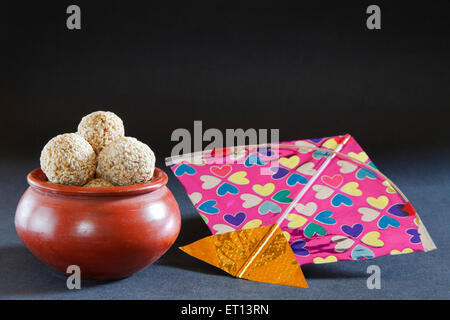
331, 193, 353, 207
291, 240, 309, 256
287, 173, 308, 186
272, 190, 293, 203
198, 200, 220, 214
228, 171, 250, 185
224, 212, 246, 226
258, 201, 282, 215
388, 203, 414, 217
170, 134, 427, 267
295, 202, 317, 216
175, 163, 196, 176
217, 183, 239, 196
304, 222, 327, 237
322, 174, 343, 188
210, 165, 232, 177
314, 210, 336, 225
351, 245, 375, 260
271, 167, 290, 179
245, 154, 265, 167
341, 223, 364, 238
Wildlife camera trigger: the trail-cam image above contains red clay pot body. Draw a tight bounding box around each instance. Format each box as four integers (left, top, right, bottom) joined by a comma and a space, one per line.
15, 168, 181, 280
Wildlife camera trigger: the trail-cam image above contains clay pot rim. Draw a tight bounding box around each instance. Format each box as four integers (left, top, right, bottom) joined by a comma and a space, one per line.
27, 167, 168, 197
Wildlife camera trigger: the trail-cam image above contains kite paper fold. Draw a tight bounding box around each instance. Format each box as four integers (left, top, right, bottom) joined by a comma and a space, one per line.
168, 134, 436, 287
180, 224, 308, 288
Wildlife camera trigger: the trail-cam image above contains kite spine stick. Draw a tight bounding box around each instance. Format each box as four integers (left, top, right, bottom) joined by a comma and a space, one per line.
236, 135, 352, 278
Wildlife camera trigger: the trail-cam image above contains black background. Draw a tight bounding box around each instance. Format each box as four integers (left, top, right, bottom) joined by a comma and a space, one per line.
1, 1, 449, 300
1, 1, 449, 159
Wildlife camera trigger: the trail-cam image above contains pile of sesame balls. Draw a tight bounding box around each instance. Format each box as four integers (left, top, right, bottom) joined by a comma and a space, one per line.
40, 111, 156, 187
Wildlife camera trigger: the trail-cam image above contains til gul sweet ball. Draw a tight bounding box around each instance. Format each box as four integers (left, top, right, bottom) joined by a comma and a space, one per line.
96, 137, 156, 186
77, 111, 125, 154
40, 111, 156, 187
84, 178, 115, 187
40, 133, 97, 186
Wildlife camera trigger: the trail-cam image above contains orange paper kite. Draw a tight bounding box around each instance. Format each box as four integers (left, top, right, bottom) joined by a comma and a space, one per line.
180, 224, 308, 288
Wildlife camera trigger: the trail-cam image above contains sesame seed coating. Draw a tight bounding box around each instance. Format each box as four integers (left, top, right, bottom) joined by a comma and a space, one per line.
96, 137, 155, 186
84, 178, 115, 187
77, 111, 125, 154
40, 133, 97, 186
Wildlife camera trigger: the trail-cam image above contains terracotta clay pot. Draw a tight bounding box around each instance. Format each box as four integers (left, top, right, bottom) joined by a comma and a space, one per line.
15, 168, 181, 280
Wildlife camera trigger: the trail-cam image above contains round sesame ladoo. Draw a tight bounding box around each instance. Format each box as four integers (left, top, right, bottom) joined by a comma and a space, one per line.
40, 133, 97, 186
84, 178, 115, 187
96, 137, 156, 186
77, 111, 125, 154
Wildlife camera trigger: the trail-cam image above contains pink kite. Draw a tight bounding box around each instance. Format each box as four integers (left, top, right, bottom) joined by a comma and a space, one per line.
166, 134, 436, 287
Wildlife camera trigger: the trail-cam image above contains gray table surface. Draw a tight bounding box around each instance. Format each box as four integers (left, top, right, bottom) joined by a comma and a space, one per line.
1, 149, 449, 300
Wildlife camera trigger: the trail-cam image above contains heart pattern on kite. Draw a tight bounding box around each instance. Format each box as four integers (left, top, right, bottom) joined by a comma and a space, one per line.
223, 212, 246, 226
171, 134, 425, 266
